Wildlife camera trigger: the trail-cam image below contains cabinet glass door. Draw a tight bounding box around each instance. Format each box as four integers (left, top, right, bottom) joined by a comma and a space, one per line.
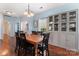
61, 23, 67, 31
49, 16, 53, 31
61, 13, 67, 22
54, 15, 59, 23
54, 24, 58, 31
69, 11, 76, 21
69, 22, 76, 32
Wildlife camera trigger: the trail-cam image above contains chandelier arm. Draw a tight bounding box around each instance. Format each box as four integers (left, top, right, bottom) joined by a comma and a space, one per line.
28, 4, 30, 14
24, 3, 34, 17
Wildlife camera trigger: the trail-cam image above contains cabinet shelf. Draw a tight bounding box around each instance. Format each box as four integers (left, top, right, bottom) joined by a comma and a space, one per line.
61, 19, 67, 22
49, 22, 53, 24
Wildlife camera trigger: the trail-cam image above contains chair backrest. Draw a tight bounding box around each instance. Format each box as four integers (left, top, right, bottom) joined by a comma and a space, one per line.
15, 32, 19, 36
42, 33, 50, 48
19, 33, 27, 47
15, 32, 20, 46
37, 31, 43, 35
32, 31, 38, 35
20, 33, 26, 40
20, 33, 33, 47
15, 32, 20, 40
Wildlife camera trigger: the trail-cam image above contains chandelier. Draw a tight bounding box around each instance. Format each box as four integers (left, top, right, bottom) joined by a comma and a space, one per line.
24, 4, 34, 17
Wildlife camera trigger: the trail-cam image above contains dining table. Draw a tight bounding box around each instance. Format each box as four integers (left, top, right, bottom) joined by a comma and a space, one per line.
25, 34, 43, 56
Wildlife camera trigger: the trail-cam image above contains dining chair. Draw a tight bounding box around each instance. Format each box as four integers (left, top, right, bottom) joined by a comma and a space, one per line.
15, 32, 20, 55
38, 33, 50, 56
32, 31, 38, 35
20, 33, 35, 56
37, 31, 43, 35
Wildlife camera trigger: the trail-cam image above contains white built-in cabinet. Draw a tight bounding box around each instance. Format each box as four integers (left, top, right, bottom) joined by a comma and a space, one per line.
48, 9, 78, 51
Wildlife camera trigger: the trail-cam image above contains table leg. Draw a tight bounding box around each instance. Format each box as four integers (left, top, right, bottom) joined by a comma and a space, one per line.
35, 44, 38, 56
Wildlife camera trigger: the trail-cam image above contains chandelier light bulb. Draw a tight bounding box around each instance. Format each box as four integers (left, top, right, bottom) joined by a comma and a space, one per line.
24, 11, 28, 15
24, 4, 34, 17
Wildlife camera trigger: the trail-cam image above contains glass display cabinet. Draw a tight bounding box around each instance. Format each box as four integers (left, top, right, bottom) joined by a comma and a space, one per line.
48, 9, 79, 51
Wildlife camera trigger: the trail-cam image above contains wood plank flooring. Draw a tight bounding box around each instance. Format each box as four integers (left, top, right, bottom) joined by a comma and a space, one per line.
0, 34, 79, 56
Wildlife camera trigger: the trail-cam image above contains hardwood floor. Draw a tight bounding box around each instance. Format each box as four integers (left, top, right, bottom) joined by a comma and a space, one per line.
0, 40, 2, 48
0, 34, 79, 56
0, 34, 13, 56
49, 45, 79, 56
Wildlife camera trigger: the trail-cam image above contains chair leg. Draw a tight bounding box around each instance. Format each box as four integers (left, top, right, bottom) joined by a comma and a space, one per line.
15, 46, 19, 56
42, 51, 44, 56
33, 49, 35, 56
15, 47, 16, 53
47, 49, 49, 56
17, 49, 19, 54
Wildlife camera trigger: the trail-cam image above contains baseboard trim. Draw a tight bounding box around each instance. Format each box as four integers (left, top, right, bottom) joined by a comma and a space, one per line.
49, 44, 78, 52
66, 48, 78, 52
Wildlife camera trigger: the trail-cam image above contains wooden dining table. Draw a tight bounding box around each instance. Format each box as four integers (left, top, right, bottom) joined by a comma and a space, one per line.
25, 34, 43, 56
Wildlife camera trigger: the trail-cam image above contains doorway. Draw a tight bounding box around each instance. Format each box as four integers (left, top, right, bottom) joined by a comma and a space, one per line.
3, 20, 10, 35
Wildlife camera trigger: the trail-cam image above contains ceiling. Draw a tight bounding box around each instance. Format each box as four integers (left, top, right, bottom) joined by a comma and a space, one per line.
0, 3, 65, 17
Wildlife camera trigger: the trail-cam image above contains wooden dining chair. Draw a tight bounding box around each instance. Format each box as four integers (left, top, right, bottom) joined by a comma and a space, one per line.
15, 32, 20, 55
20, 33, 35, 56
38, 33, 50, 56
37, 31, 43, 35
32, 31, 38, 35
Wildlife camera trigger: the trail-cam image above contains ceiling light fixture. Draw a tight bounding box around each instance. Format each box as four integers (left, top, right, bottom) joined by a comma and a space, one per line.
40, 6, 43, 9
24, 4, 34, 17
3, 10, 15, 16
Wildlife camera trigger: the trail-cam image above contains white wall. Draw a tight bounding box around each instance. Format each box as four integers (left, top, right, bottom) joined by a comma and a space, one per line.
0, 14, 3, 39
